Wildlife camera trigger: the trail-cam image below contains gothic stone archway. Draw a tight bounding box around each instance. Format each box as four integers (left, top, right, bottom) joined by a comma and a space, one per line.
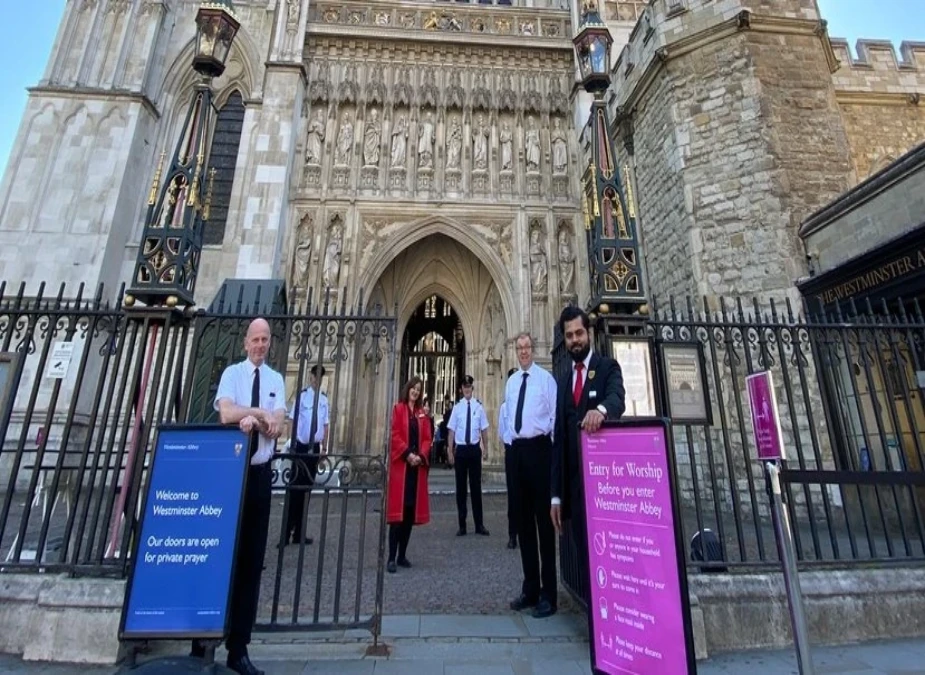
368, 233, 509, 465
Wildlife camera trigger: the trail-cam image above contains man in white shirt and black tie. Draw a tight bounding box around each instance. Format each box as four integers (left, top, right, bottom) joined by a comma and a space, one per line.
447, 375, 490, 536
282, 364, 329, 547
202, 318, 286, 675
505, 332, 558, 618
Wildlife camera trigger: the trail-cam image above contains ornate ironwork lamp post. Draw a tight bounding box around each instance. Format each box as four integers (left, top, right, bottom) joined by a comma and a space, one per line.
125, 0, 240, 309
573, 2, 645, 316
107, 1, 240, 565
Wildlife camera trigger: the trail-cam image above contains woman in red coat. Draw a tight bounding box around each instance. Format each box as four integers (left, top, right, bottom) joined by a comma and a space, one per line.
386, 376, 432, 573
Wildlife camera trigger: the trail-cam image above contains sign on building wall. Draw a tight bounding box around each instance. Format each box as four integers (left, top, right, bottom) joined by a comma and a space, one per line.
611, 337, 657, 418
45, 341, 75, 380
660, 343, 710, 424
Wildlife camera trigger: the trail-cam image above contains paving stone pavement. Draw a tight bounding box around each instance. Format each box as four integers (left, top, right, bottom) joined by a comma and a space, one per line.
3, 614, 925, 674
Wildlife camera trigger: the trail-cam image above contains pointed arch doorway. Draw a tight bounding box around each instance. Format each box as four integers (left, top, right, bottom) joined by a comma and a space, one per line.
401, 294, 464, 414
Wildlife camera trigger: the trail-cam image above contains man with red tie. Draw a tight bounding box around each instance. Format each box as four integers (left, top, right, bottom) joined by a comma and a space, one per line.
550, 306, 625, 592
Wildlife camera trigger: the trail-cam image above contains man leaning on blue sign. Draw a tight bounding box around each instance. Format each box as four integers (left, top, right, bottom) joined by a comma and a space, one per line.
191, 317, 286, 675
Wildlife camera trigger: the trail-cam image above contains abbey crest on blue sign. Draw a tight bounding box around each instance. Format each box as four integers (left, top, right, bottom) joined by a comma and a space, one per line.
120, 425, 250, 640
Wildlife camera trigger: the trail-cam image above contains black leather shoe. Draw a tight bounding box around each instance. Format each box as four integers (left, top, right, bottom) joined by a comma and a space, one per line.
226, 653, 264, 675
189, 641, 205, 659
510, 593, 538, 611
397, 557, 412, 568
456, 528, 467, 536
506, 538, 517, 549
296, 536, 314, 545
387, 560, 397, 573
532, 598, 557, 619
476, 527, 490, 536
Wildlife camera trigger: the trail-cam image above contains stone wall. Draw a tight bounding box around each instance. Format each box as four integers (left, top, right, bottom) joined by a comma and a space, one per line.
830, 39, 925, 182
607, 0, 851, 300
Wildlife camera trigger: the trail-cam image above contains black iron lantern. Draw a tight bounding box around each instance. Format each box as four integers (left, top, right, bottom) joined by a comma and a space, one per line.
192, 1, 241, 79
573, 2, 612, 95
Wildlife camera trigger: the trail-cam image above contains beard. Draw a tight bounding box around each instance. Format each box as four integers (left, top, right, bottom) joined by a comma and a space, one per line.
569, 342, 591, 363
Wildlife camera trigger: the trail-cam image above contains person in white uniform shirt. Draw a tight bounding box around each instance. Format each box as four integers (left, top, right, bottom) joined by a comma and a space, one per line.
498, 367, 518, 549
505, 332, 558, 619
282, 364, 329, 547
203, 318, 286, 675
447, 375, 490, 536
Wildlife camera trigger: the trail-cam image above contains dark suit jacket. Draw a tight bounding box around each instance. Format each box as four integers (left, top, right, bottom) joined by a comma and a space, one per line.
551, 351, 625, 520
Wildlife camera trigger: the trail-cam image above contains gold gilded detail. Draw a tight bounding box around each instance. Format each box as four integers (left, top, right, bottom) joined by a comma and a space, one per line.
623, 164, 637, 218
148, 151, 166, 206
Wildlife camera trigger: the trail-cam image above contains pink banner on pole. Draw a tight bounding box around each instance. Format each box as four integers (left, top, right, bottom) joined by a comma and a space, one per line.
581, 424, 694, 674
746, 371, 786, 461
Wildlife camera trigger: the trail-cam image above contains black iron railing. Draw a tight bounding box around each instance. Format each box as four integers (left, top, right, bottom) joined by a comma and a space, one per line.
0, 281, 397, 639
555, 296, 925, 606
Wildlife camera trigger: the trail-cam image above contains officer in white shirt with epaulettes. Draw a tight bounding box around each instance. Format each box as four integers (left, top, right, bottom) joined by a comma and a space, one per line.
447, 374, 490, 537
281, 364, 329, 547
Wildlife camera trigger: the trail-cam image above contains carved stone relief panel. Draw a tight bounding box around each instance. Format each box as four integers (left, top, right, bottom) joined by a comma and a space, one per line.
557, 219, 576, 298
291, 210, 316, 293
323, 213, 344, 290
528, 218, 548, 299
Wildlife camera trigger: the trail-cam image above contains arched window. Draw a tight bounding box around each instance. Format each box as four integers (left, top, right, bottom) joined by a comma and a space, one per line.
203, 91, 245, 245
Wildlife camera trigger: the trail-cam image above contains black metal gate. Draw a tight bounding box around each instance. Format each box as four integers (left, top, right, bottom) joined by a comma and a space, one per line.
0, 282, 397, 642
556, 296, 925, 607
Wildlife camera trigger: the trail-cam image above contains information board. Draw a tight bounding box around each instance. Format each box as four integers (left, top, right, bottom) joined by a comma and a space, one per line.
120, 425, 250, 640
581, 420, 696, 674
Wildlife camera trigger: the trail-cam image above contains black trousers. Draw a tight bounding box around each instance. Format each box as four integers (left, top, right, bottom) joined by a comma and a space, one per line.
227, 462, 272, 654
283, 442, 320, 540
388, 504, 415, 562
512, 436, 556, 605
504, 443, 518, 541
454, 444, 484, 530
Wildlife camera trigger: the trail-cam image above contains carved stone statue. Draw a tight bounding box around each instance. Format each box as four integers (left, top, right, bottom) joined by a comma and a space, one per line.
363, 109, 381, 167
557, 227, 575, 294
499, 122, 513, 171
335, 113, 353, 166
294, 213, 313, 289
446, 117, 462, 169
418, 111, 435, 168
483, 291, 504, 359
323, 222, 343, 288
390, 115, 408, 168
529, 225, 548, 294
473, 114, 489, 171
305, 110, 325, 165
525, 117, 541, 172
551, 118, 568, 174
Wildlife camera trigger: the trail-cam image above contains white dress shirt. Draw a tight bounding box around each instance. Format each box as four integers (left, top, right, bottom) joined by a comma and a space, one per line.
289, 387, 329, 445
447, 397, 489, 445
498, 400, 512, 446
571, 349, 609, 415
504, 362, 557, 441
214, 359, 287, 466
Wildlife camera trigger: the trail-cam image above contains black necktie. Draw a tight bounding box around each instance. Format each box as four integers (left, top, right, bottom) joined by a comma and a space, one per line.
514, 372, 528, 434
465, 400, 471, 445
249, 367, 260, 457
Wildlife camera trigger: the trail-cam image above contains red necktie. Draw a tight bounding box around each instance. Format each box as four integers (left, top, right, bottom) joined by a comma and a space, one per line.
573, 362, 584, 406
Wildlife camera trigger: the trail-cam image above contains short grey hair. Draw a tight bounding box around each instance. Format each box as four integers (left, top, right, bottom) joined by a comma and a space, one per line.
514, 332, 535, 350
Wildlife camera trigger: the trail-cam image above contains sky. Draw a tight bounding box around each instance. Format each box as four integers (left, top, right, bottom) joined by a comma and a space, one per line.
0, 1, 922, 180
